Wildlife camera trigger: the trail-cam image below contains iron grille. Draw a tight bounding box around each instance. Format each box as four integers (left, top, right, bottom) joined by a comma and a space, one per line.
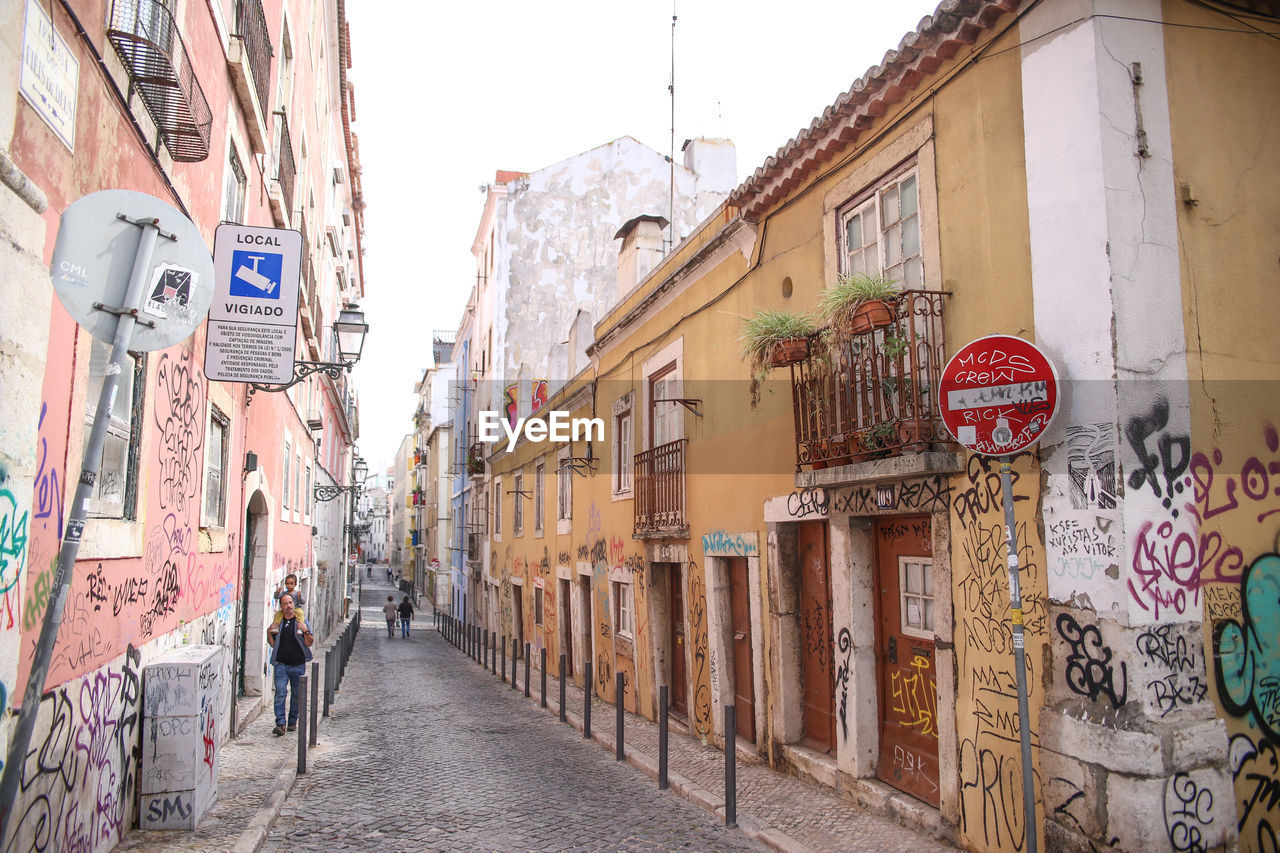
791, 289, 953, 470
107, 0, 212, 162
273, 111, 296, 215
233, 0, 272, 115
634, 438, 687, 534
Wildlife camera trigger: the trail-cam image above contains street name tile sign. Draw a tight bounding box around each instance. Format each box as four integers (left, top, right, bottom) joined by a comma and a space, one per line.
206, 224, 302, 383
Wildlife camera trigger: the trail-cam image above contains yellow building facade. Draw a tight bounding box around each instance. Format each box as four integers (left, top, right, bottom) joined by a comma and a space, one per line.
473, 1, 1280, 851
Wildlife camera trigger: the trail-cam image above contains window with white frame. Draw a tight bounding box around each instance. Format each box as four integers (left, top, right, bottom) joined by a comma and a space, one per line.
303, 462, 311, 522
223, 145, 246, 223
493, 476, 503, 540
613, 395, 633, 495
839, 168, 922, 288
512, 470, 524, 537
534, 461, 545, 534
85, 339, 144, 519
282, 439, 292, 510
202, 407, 229, 526
899, 556, 935, 639
557, 446, 572, 522
613, 580, 634, 640
294, 451, 302, 520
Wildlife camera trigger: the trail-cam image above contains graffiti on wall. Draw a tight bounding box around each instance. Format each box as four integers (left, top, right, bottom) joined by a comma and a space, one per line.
153, 351, 206, 515
7, 646, 142, 853
1214, 553, 1280, 743
687, 565, 713, 740
1134, 623, 1208, 718
954, 453, 1042, 852
1055, 612, 1127, 710
1228, 732, 1279, 852
1066, 423, 1118, 510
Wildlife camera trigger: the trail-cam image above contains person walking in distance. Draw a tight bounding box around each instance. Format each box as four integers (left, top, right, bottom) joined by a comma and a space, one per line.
398, 595, 415, 638
383, 595, 398, 638
267, 594, 313, 735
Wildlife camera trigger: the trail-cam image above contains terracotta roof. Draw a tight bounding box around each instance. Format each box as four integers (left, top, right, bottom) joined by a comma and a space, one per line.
727, 0, 1020, 221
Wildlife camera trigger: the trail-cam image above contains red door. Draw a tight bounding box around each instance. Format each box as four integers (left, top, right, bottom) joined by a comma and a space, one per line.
670, 564, 688, 716
875, 516, 939, 806
560, 578, 573, 676
798, 521, 835, 753
728, 557, 756, 743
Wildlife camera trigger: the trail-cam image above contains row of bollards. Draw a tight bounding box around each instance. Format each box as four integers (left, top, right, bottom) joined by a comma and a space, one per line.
295, 611, 360, 775
433, 609, 737, 827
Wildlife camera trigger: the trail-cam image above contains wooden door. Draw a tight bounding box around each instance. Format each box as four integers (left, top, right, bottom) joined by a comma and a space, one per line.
512, 585, 524, 647
875, 516, 939, 807
798, 521, 835, 753
560, 578, 574, 676
728, 557, 756, 743
670, 563, 688, 716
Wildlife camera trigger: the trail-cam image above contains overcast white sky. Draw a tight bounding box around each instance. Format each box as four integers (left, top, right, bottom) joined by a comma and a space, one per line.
345, 0, 942, 475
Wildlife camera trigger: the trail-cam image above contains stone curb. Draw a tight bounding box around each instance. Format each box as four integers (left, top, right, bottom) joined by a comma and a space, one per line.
231, 761, 297, 853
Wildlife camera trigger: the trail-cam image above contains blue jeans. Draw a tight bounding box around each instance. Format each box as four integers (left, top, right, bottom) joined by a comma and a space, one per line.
401, 617, 411, 637
273, 662, 306, 725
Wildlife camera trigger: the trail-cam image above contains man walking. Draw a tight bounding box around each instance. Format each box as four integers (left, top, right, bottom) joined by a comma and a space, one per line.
267, 593, 313, 735
383, 595, 398, 638
398, 595, 415, 638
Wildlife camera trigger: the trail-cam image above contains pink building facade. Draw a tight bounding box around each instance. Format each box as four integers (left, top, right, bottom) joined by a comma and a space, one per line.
0, 0, 366, 847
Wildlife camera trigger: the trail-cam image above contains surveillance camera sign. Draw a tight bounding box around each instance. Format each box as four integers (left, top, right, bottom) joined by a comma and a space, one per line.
206, 224, 302, 383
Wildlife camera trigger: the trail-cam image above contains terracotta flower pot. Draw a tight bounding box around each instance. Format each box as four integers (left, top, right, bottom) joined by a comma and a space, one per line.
767, 337, 810, 368
848, 299, 896, 335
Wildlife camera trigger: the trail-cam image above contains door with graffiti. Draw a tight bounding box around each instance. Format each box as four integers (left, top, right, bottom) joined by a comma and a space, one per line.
670, 562, 688, 716
560, 578, 574, 676
729, 557, 756, 743
875, 516, 939, 806
798, 520, 835, 752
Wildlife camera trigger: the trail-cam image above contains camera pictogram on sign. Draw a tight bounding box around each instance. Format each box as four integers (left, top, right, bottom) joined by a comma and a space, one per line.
229, 250, 284, 299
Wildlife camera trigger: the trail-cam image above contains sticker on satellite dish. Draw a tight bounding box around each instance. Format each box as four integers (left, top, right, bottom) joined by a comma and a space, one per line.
143, 263, 198, 324
229, 249, 284, 299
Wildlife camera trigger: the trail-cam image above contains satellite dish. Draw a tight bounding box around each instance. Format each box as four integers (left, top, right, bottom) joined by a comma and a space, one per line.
50, 189, 214, 351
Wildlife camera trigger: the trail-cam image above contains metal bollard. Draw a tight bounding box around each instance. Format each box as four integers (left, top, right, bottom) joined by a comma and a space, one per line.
323, 651, 333, 718
524, 642, 531, 697
559, 654, 566, 722
297, 674, 309, 775
540, 648, 547, 708
491, 631, 498, 674
483, 630, 489, 669
309, 661, 319, 748
659, 685, 669, 789
512, 639, 519, 691
616, 672, 625, 761
584, 661, 593, 739
500, 635, 506, 683
725, 704, 737, 827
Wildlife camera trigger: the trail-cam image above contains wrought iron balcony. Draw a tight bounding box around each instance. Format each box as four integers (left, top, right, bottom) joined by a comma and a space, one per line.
107, 0, 212, 162
234, 0, 271, 117
791, 289, 952, 471
634, 439, 688, 536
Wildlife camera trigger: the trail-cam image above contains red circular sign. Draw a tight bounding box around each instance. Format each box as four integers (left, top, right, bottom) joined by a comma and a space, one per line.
939, 335, 1059, 455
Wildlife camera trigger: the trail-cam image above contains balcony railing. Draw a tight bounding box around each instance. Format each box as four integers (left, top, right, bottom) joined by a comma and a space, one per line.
634, 439, 687, 535
107, 0, 212, 161
791, 289, 952, 470
233, 0, 271, 115
273, 111, 296, 216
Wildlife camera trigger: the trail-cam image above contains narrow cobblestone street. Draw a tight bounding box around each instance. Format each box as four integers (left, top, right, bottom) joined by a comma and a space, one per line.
264, 579, 766, 852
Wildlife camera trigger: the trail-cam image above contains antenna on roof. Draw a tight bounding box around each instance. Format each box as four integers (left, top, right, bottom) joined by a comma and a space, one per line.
667, 1, 676, 255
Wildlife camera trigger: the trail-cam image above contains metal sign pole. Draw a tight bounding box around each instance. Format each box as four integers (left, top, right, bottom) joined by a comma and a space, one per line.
0, 216, 164, 837
1000, 457, 1038, 853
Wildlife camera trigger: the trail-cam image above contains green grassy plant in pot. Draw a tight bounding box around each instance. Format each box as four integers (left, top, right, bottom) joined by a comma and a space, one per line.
739, 309, 817, 408
818, 272, 901, 340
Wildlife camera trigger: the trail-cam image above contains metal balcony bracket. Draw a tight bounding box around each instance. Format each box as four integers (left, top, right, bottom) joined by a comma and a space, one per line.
653, 398, 703, 417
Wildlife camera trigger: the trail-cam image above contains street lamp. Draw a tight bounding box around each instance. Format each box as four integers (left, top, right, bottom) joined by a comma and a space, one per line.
249, 304, 369, 395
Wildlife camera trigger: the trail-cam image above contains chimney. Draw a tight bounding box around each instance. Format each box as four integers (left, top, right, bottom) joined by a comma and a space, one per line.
682, 137, 737, 194
614, 214, 669, 299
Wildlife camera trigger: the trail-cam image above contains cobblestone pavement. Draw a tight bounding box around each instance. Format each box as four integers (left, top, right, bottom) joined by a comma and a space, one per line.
264, 583, 765, 852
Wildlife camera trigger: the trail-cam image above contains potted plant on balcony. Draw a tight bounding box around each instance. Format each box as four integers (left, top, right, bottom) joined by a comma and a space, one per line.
818, 272, 901, 339
739, 309, 817, 407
